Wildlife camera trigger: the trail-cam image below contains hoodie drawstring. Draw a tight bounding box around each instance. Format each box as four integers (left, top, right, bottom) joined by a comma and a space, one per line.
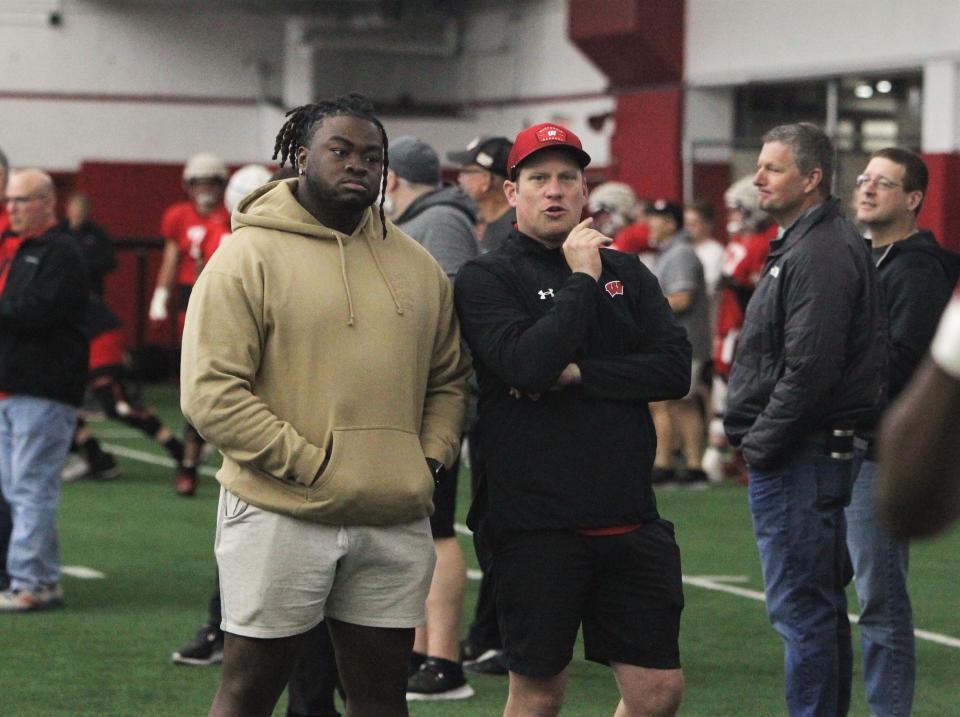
334, 234, 356, 326
366, 234, 405, 317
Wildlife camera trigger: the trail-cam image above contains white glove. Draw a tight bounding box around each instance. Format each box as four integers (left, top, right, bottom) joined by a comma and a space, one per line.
149, 287, 169, 322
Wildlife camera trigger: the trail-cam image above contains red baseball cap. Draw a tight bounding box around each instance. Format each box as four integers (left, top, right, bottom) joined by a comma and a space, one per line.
507, 123, 591, 180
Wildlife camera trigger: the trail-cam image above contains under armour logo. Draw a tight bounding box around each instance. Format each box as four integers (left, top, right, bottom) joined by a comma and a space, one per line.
538, 289, 555, 300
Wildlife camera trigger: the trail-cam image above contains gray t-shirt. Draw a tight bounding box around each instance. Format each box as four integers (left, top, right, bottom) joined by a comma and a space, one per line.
479, 206, 516, 254
653, 235, 711, 361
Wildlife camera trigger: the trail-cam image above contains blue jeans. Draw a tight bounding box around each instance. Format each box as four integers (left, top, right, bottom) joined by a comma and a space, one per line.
0, 396, 76, 591
845, 457, 915, 717
748, 436, 858, 717
0, 486, 10, 588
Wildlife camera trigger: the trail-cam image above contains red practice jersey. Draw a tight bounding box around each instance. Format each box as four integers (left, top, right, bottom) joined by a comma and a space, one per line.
712, 223, 778, 376
161, 201, 230, 286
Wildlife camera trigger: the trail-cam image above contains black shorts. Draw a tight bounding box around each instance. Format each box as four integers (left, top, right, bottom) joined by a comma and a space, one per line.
494, 520, 684, 677
429, 456, 460, 539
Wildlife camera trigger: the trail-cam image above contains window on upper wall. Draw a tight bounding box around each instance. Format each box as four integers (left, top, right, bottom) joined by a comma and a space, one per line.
729, 73, 923, 208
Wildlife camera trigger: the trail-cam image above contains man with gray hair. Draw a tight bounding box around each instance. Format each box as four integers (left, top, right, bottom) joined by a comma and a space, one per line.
724, 123, 886, 717
0, 169, 89, 612
384, 135, 478, 701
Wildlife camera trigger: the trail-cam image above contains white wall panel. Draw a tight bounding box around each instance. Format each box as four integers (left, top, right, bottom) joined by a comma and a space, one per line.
687, 0, 960, 86
0, 1, 283, 96
0, 0, 610, 170
2, 98, 266, 169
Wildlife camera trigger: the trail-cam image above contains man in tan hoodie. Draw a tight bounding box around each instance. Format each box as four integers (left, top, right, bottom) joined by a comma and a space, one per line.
180, 92, 470, 717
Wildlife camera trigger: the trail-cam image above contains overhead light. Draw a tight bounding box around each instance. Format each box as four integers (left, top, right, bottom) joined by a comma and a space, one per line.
854, 83, 874, 99
876, 80, 893, 94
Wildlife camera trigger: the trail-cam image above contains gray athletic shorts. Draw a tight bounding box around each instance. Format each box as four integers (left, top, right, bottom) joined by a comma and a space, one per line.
215, 488, 436, 639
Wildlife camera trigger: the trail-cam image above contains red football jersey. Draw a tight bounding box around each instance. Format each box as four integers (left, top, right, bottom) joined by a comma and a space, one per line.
161, 201, 230, 286
712, 223, 777, 376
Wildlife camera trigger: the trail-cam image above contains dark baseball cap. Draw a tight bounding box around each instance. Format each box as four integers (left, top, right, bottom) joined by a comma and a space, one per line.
390, 136, 441, 186
507, 123, 591, 180
448, 136, 513, 177
648, 199, 683, 227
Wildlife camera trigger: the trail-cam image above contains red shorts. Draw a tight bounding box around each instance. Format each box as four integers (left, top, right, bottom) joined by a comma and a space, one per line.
89, 329, 125, 372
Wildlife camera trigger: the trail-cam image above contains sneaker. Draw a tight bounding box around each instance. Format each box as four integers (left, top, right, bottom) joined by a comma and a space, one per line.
175, 468, 198, 497
88, 451, 121, 481
651, 467, 676, 485
61, 453, 91, 482
171, 624, 223, 666
681, 468, 710, 487
409, 650, 427, 677
0, 584, 65, 612
463, 648, 508, 676
406, 657, 474, 701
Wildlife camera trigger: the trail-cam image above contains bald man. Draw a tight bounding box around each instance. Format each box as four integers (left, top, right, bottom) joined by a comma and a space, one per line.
0, 169, 89, 612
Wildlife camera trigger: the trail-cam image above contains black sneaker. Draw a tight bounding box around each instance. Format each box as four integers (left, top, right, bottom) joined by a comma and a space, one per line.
406, 657, 474, 701
463, 648, 508, 675
89, 451, 121, 481
681, 468, 710, 487
171, 624, 224, 666
651, 467, 676, 485
409, 650, 427, 677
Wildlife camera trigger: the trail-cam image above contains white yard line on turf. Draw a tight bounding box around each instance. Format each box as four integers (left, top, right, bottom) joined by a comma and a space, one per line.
102, 443, 218, 477
683, 575, 960, 649
459, 528, 960, 650
101, 455, 960, 650
62, 566, 106, 579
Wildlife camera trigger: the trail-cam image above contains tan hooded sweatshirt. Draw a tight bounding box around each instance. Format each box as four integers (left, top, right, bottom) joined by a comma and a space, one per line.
180, 179, 470, 525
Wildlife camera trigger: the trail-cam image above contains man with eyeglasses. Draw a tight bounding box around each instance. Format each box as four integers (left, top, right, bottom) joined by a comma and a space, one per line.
449, 136, 515, 254
724, 123, 886, 717
845, 148, 956, 717
0, 169, 89, 612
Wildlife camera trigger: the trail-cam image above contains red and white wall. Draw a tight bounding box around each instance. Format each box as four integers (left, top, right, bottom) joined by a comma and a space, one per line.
3, 0, 960, 348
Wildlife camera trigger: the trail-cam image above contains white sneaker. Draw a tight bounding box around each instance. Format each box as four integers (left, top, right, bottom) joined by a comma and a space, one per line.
61, 454, 91, 482
0, 584, 65, 612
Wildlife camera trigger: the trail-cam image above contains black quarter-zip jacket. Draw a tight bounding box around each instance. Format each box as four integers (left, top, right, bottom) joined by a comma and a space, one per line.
0, 227, 89, 406
454, 230, 691, 537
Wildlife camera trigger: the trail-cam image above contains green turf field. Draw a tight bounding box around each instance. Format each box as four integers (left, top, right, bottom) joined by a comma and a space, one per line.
1, 383, 957, 716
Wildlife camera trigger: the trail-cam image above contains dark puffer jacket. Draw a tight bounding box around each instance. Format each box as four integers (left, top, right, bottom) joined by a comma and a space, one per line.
724, 198, 886, 469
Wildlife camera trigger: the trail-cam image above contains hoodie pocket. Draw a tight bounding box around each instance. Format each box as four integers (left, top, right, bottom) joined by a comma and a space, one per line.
309, 427, 434, 518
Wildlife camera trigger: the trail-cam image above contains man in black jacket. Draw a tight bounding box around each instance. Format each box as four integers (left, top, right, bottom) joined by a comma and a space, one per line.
724, 123, 886, 717
0, 169, 89, 612
845, 148, 955, 717
455, 123, 690, 717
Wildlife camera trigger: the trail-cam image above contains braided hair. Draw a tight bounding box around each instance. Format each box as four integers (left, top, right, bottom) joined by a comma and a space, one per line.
273, 92, 389, 240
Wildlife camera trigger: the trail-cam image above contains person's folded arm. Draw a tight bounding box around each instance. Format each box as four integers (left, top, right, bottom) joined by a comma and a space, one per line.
455, 262, 598, 394
578, 271, 691, 401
